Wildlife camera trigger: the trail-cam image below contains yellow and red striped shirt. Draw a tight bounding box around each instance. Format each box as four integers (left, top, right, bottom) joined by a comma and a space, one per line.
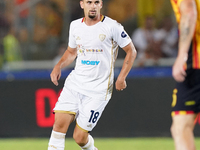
171, 0, 200, 69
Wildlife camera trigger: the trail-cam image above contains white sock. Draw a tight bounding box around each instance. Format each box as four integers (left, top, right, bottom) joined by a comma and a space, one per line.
81, 135, 95, 150
48, 130, 66, 150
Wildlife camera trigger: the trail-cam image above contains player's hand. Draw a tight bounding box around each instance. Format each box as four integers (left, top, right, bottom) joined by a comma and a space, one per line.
115, 78, 127, 91
50, 66, 61, 86
172, 54, 187, 82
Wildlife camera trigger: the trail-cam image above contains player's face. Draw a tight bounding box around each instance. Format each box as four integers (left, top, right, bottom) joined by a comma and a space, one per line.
80, 0, 102, 19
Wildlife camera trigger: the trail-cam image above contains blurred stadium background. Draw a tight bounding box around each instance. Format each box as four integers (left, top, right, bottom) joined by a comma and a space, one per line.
1, 0, 200, 145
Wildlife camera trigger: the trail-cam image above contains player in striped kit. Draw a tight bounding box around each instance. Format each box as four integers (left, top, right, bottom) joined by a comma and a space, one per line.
170, 0, 200, 149
48, 0, 137, 150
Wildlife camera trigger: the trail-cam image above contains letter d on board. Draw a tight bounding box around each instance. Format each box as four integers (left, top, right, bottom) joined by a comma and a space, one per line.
35, 89, 57, 127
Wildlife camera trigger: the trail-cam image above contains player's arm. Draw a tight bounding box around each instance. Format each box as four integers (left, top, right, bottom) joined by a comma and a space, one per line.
115, 42, 137, 91
172, 0, 197, 82
50, 46, 77, 86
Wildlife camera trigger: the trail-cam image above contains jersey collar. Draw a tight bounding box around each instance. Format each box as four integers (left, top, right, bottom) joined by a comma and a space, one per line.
81, 15, 105, 23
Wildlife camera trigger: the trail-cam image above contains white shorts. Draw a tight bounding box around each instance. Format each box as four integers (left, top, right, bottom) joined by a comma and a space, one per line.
53, 86, 109, 132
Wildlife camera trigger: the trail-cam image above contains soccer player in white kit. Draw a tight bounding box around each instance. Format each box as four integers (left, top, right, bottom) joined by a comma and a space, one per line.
48, 0, 137, 150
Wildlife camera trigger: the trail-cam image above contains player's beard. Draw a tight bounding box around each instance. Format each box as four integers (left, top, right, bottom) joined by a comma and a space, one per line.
88, 14, 96, 19
88, 10, 97, 19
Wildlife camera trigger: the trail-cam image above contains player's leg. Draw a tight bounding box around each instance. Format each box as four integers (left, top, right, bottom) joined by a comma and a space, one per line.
170, 69, 200, 150
48, 113, 75, 150
48, 86, 79, 150
171, 114, 196, 150
73, 125, 95, 149
53, 112, 75, 132
73, 125, 98, 150
73, 96, 109, 150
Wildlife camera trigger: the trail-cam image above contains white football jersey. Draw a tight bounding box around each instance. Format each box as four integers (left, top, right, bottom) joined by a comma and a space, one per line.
64, 15, 131, 100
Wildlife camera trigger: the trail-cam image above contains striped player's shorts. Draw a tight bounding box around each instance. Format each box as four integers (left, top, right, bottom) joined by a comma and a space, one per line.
171, 69, 200, 116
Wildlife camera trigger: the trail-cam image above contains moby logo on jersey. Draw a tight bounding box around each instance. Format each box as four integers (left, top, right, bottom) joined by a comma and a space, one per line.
81, 60, 100, 65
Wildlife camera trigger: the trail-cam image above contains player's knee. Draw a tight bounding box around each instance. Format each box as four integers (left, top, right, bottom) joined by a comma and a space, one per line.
53, 122, 67, 132
170, 124, 176, 137
73, 134, 85, 146
73, 131, 88, 146
170, 122, 183, 138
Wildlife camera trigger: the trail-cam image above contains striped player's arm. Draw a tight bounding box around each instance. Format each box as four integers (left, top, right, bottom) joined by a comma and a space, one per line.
172, 0, 197, 82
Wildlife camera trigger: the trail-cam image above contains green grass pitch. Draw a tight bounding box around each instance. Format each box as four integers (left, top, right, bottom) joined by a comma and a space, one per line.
0, 137, 200, 150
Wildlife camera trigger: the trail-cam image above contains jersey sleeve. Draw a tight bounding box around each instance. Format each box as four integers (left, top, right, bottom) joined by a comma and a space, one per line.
170, 0, 184, 23
112, 21, 132, 48
68, 21, 77, 48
